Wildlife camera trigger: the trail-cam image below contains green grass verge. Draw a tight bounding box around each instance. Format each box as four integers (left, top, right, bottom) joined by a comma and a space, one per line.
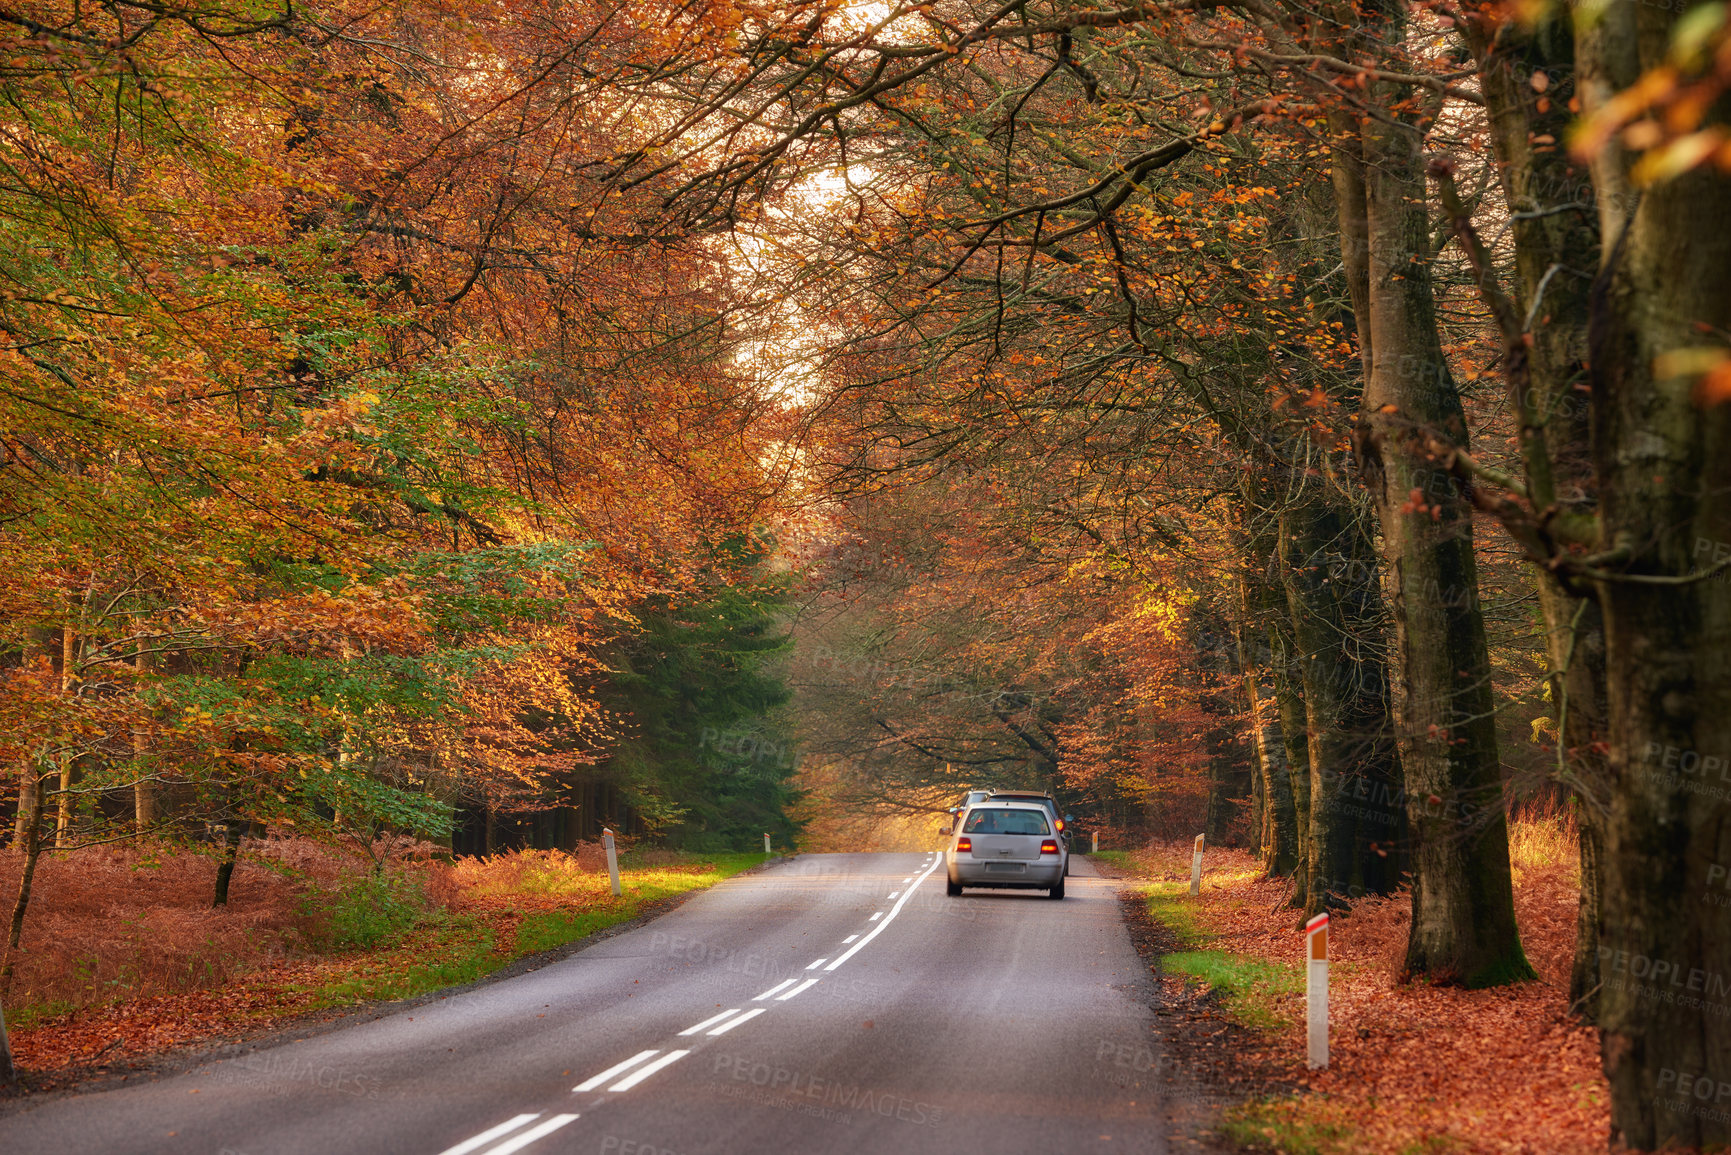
611, 851, 763, 897
302, 912, 502, 1007
3, 999, 77, 1031
1161, 949, 1299, 1028
1219, 1098, 1355, 1155
302, 851, 764, 1008
1139, 878, 1213, 947
1118, 873, 1301, 1030
515, 907, 639, 954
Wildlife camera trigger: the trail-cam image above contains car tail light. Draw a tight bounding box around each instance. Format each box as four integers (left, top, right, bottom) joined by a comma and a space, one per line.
956, 837, 972, 852
1040, 840, 1060, 855
1055, 817, 1065, 832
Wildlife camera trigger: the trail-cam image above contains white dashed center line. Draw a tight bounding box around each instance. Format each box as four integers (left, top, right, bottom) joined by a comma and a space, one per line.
609, 1049, 689, 1091
437, 1114, 540, 1155
438, 1113, 579, 1155
560, 854, 949, 1114
484, 1115, 580, 1155
573, 1050, 658, 1092
825, 856, 944, 972
707, 1008, 765, 1036
678, 1009, 740, 1036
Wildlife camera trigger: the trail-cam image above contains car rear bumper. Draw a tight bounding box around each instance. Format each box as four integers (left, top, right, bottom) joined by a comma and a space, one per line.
947, 853, 1065, 888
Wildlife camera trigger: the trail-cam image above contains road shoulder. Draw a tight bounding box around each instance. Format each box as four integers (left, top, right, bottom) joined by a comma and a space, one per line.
1092, 854, 1297, 1155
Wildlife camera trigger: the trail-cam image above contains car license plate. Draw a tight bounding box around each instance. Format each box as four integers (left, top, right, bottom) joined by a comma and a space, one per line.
985, 862, 1025, 873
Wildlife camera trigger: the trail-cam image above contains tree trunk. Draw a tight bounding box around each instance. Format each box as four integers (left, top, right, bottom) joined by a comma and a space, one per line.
1239, 572, 1302, 877
1202, 688, 1245, 843
1273, 629, 1313, 906
1279, 481, 1405, 914
1349, 94, 1532, 985
12, 629, 52, 850
1571, 0, 1731, 1139
2, 766, 44, 986
212, 820, 243, 907
1465, 1, 1610, 1019
54, 625, 75, 850
1248, 729, 1267, 855
133, 651, 155, 838
133, 779, 156, 837
1250, 672, 1301, 877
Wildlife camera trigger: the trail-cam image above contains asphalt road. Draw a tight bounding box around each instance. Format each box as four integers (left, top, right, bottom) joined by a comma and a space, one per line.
0, 853, 1187, 1155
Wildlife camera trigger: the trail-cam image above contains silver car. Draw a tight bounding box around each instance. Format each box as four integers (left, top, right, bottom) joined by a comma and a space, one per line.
944, 801, 1067, 899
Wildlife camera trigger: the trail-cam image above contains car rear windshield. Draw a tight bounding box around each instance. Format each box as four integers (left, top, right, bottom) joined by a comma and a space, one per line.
963, 808, 1051, 835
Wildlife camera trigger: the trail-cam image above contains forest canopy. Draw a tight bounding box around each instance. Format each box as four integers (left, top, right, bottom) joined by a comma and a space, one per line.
0, 0, 1728, 1145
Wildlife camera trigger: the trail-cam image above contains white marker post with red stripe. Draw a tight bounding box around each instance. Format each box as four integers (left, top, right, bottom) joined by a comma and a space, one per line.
1306, 912, 1329, 1068
1189, 833, 1205, 896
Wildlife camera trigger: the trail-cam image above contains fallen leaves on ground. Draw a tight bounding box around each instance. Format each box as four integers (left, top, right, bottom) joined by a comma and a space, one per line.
1118, 841, 1609, 1155
4, 845, 752, 1090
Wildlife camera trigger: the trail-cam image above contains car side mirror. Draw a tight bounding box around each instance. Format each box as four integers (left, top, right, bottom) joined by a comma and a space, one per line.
939, 827, 952, 837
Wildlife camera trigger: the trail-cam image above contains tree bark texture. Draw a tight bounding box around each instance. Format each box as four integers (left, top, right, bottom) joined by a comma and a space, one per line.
1279, 478, 1405, 914
212, 821, 243, 907
1572, 0, 1731, 1139
1345, 97, 1532, 984
1467, 3, 1611, 1016
1238, 568, 1303, 878
2, 767, 44, 986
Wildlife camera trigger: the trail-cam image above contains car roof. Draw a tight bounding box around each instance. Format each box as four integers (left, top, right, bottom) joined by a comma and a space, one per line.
967, 799, 1046, 808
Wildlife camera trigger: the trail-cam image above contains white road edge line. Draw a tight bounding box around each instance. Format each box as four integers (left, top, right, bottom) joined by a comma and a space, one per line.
825, 857, 945, 973
806, 958, 827, 970
609, 1049, 690, 1091
707, 1008, 766, 1035
776, 978, 820, 1001
678, 1009, 741, 1036
437, 1114, 540, 1155
753, 978, 798, 1001
482, 1114, 580, 1155
574, 1049, 659, 1092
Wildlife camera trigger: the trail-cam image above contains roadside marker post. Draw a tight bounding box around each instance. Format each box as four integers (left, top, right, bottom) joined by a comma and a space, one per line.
1091, 830, 1099, 854
763, 832, 771, 857
1306, 913, 1329, 1068
1189, 833, 1204, 896
602, 827, 621, 897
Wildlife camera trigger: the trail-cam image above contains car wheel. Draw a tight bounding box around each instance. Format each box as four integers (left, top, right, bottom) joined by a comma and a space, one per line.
946, 878, 963, 897
1048, 877, 1066, 900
